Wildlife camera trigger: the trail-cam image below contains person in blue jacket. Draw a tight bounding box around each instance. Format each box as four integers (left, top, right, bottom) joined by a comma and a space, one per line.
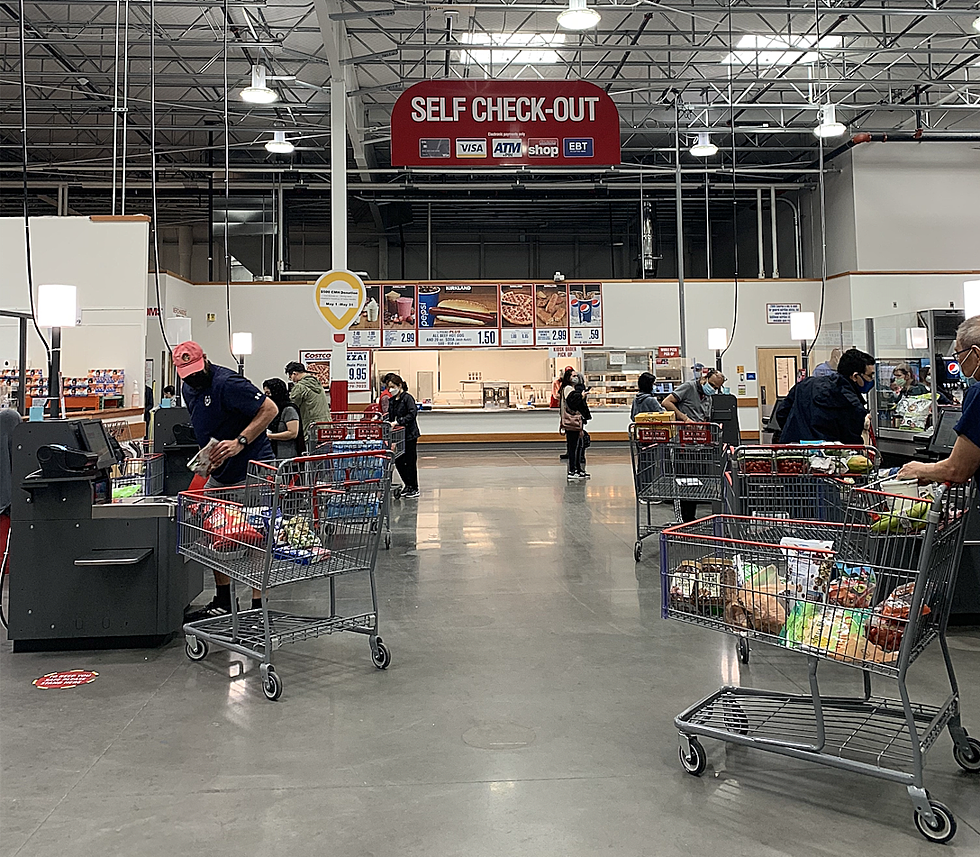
775, 348, 876, 444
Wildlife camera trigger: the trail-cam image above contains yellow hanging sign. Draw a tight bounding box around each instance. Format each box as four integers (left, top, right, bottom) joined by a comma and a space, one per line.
313, 270, 367, 331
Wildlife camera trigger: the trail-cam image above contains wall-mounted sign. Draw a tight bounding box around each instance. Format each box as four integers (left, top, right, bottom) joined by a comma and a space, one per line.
549, 346, 583, 360
766, 302, 802, 324
657, 346, 681, 359
391, 80, 621, 168
314, 270, 366, 332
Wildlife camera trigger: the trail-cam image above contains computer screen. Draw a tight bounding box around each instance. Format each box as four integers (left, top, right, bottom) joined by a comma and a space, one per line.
930, 408, 961, 456
78, 420, 116, 470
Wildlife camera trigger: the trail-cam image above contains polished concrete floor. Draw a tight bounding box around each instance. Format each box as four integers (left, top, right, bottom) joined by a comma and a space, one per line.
3, 447, 980, 856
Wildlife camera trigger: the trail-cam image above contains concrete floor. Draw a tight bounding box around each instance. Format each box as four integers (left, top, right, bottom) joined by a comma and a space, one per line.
2, 447, 980, 856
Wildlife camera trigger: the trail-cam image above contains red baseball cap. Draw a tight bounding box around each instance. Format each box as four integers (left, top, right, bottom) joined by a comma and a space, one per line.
172, 341, 206, 378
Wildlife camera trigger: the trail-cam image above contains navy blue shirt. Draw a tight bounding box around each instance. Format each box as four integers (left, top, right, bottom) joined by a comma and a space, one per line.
182, 364, 273, 485
954, 384, 980, 450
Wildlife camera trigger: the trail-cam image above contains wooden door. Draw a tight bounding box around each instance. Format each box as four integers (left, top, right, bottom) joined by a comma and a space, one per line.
756, 346, 801, 425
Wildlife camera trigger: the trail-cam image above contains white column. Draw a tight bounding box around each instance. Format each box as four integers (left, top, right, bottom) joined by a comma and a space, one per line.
329, 66, 348, 409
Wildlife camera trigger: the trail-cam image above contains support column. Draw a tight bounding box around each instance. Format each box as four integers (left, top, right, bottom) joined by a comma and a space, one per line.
674, 103, 687, 358
329, 73, 348, 414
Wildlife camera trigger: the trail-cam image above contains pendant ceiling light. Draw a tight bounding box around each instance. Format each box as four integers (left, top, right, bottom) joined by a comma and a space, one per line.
813, 103, 846, 139
557, 0, 601, 31
265, 130, 295, 154
241, 64, 278, 104
689, 132, 718, 157
973, 15, 980, 33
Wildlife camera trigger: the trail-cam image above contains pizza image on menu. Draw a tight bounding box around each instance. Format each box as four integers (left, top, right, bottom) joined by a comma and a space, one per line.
427, 284, 498, 327
500, 285, 534, 327
535, 284, 568, 328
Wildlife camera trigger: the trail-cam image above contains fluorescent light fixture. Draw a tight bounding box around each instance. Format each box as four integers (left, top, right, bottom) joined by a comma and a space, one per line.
708, 328, 728, 351
790, 311, 817, 341
973, 15, 980, 33
722, 34, 843, 66
814, 103, 846, 138
906, 327, 928, 350
458, 32, 565, 65
240, 64, 278, 104
690, 132, 718, 157
232, 331, 253, 356
37, 284, 77, 327
265, 130, 295, 154
965, 280, 980, 319
557, 0, 600, 31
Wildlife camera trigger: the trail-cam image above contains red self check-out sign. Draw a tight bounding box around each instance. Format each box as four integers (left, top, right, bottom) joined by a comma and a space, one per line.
390, 80, 621, 168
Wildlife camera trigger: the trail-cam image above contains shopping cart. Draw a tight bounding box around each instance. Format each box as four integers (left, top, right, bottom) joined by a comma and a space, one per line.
725, 443, 879, 663
111, 453, 165, 499
661, 481, 979, 843
307, 420, 404, 547
178, 450, 394, 701
628, 421, 725, 562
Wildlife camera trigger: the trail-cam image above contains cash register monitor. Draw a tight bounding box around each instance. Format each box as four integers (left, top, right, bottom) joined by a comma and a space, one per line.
78, 420, 116, 471
928, 408, 961, 457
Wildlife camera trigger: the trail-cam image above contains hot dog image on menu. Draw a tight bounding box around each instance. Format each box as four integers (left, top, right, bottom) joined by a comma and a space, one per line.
418, 284, 499, 328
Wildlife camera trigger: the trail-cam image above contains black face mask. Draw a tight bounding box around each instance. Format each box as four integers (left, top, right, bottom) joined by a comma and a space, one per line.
183, 366, 212, 391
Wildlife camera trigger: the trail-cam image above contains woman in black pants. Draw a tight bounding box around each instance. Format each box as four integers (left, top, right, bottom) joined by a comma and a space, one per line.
562, 373, 592, 479
386, 374, 421, 498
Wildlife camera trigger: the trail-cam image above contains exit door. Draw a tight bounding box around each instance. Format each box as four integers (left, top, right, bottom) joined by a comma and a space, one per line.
757, 346, 801, 425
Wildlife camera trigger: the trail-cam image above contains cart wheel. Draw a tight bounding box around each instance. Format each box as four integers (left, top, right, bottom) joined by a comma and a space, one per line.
185, 637, 208, 661
737, 636, 750, 665
678, 738, 706, 777
262, 667, 283, 701
913, 800, 956, 843
372, 640, 391, 670
723, 702, 750, 736
952, 737, 980, 773
384, 533, 392, 550
633, 542, 642, 562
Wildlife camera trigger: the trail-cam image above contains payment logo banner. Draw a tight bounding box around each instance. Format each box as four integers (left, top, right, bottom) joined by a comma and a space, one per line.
563, 137, 594, 158
527, 137, 559, 158
456, 138, 488, 158
419, 138, 450, 158
491, 138, 523, 158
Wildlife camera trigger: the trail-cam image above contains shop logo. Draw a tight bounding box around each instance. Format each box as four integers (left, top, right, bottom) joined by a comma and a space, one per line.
419, 138, 450, 158
456, 138, 487, 158
528, 138, 559, 158
563, 138, 594, 158
491, 138, 523, 158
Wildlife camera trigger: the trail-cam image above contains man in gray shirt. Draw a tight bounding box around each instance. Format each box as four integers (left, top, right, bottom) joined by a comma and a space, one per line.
663, 369, 726, 423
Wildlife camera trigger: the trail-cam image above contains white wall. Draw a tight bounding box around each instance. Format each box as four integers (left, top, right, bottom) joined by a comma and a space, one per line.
851, 142, 980, 272
1, 216, 149, 405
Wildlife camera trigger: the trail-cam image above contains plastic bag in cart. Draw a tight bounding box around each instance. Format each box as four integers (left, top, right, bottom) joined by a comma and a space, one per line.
203, 506, 265, 550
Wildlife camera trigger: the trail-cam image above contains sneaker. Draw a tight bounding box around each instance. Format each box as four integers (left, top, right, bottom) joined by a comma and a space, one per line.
567, 471, 583, 480
184, 597, 236, 622
578, 471, 592, 479
401, 488, 420, 499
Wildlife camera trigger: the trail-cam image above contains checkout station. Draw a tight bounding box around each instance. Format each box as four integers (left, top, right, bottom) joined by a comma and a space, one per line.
7, 417, 204, 651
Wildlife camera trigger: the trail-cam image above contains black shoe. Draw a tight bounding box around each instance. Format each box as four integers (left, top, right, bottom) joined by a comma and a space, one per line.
567, 471, 583, 480
184, 597, 236, 622
401, 488, 420, 499
559, 454, 569, 460
578, 471, 591, 479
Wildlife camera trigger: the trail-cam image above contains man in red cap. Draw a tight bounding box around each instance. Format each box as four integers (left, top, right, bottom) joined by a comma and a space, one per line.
173, 341, 277, 618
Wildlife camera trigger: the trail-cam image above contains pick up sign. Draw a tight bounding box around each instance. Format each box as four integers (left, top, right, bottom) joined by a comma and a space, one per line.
391, 80, 621, 168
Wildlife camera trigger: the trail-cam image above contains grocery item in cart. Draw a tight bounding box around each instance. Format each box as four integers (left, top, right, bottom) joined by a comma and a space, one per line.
203, 507, 265, 550
668, 558, 732, 616
725, 582, 786, 635
826, 565, 876, 609
779, 537, 835, 597
866, 581, 931, 652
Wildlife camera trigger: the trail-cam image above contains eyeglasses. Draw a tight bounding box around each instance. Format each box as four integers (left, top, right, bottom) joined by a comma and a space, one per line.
950, 346, 975, 361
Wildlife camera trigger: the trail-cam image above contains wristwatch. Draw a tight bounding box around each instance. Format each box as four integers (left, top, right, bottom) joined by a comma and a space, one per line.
237, 435, 248, 447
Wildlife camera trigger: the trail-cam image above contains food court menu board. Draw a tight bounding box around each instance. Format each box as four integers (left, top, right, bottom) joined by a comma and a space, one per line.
374, 282, 602, 348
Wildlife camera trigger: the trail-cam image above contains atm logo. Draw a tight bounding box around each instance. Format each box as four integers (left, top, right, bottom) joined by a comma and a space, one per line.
491, 138, 523, 158
563, 138, 594, 157
456, 138, 487, 158
528, 138, 559, 158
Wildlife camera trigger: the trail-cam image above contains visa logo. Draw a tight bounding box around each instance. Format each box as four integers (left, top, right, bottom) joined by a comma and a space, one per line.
456, 138, 487, 158
491, 139, 522, 158
563, 138, 594, 157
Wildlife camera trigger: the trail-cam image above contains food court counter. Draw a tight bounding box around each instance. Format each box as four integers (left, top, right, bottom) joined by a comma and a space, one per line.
416, 406, 632, 443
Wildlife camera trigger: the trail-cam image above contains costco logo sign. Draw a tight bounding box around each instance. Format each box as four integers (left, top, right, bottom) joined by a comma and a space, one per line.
391, 80, 620, 167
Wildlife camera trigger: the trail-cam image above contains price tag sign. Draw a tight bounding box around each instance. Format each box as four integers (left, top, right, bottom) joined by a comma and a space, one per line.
383, 329, 416, 348
348, 329, 381, 349
637, 426, 672, 444
536, 327, 568, 346
501, 329, 534, 347
679, 425, 714, 445
347, 349, 370, 392
417, 328, 499, 348
570, 327, 603, 346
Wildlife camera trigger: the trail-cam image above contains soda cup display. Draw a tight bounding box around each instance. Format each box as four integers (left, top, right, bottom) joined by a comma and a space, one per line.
590, 296, 601, 324
578, 298, 592, 324
417, 286, 440, 327
569, 298, 580, 324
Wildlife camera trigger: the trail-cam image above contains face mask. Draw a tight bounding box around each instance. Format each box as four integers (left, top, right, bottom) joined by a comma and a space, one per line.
702, 384, 718, 396
855, 376, 875, 394
184, 367, 211, 391
388, 386, 399, 395
893, 377, 906, 387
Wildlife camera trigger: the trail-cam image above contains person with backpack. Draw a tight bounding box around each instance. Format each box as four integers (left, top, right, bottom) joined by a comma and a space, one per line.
562, 372, 592, 480
263, 378, 302, 459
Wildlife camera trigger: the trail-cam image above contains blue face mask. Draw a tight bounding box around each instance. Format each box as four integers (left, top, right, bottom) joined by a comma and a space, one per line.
857, 377, 875, 394
702, 383, 718, 396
